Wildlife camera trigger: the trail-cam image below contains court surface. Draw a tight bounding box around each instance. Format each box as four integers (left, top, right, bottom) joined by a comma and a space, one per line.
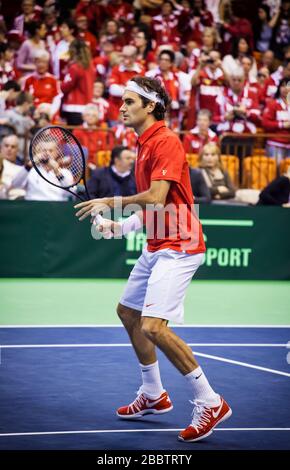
0, 279, 290, 450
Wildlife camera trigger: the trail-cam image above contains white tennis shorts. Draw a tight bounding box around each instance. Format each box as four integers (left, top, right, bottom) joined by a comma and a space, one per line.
120, 246, 204, 324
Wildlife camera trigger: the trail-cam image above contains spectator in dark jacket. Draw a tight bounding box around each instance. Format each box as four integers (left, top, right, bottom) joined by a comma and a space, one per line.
257, 166, 290, 206
87, 146, 136, 198
189, 168, 211, 204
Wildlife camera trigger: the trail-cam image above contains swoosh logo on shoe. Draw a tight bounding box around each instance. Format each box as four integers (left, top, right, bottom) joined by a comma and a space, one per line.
145, 397, 165, 408
145, 303, 154, 307
212, 400, 224, 419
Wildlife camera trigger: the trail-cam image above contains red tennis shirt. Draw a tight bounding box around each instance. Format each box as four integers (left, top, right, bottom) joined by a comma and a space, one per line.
135, 120, 206, 254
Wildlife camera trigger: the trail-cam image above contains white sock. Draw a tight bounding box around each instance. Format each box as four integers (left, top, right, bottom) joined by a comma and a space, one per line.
185, 366, 220, 406
139, 361, 164, 399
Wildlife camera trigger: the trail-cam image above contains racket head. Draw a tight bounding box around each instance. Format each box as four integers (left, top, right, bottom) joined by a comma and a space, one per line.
29, 125, 88, 197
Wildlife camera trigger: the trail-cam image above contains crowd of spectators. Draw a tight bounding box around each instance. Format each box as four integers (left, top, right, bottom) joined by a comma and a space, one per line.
0, 0, 289, 206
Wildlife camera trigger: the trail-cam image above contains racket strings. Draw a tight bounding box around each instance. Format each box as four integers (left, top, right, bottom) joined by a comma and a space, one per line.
31, 127, 84, 188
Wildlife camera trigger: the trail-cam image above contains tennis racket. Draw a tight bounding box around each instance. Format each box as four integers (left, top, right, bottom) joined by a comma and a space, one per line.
29, 125, 112, 238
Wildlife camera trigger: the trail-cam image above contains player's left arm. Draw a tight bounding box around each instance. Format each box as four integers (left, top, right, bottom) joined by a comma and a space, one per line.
75, 179, 171, 221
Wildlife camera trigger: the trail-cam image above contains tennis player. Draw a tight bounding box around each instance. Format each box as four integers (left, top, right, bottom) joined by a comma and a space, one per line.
75, 76, 232, 442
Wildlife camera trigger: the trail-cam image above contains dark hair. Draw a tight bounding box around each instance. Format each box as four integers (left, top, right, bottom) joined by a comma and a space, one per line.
259, 4, 271, 21
158, 49, 175, 63
130, 76, 171, 121
231, 36, 252, 59
110, 146, 129, 166
26, 21, 45, 37
58, 17, 76, 32
3, 80, 21, 92
0, 43, 8, 55
16, 91, 33, 106
275, 78, 289, 98
135, 24, 153, 57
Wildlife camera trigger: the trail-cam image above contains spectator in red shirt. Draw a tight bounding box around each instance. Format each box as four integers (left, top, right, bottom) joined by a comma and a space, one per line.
61, 39, 95, 125
23, 50, 61, 118
75, 14, 97, 56
75, 0, 107, 32
151, 1, 181, 49
108, 45, 144, 125
191, 50, 227, 128
100, 19, 126, 52
73, 103, 114, 169
262, 60, 290, 104
262, 78, 290, 162
105, 0, 134, 35
183, 109, 218, 154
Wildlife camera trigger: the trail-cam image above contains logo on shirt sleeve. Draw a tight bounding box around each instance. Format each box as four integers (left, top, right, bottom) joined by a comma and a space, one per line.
162, 169, 167, 175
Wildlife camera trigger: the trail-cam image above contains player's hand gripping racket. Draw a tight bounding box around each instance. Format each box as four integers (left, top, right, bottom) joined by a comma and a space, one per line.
29, 125, 112, 239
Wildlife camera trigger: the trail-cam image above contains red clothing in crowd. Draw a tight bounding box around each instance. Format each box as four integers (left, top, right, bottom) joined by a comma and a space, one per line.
113, 124, 137, 150
91, 97, 110, 123
106, 1, 134, 26
262, 98, 290, 147
152, 13, 181, 49
108, 63, 144, 121
73, 124, 115, 165
61, 62, 95, 114
75, 1, 107, 31
0, 63, 16, 88
221, 18, 254, 55
197, 67, 226, 121
23, 72, 60, 106
262, 67, 284, 104
216, 87, 261, 133
78, 31, 98, 56
183, 127, 218, 154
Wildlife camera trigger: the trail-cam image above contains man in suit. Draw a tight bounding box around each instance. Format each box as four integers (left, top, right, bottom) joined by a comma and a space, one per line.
87, 146, 136, 198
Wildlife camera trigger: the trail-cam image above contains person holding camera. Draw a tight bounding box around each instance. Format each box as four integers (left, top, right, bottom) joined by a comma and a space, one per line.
216, 71, 261, 134
191, 49, 227, 130
216, 71, 261, 157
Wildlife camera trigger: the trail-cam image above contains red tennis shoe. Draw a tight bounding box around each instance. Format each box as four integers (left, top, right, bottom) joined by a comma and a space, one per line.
117, 389, 173, 419
179, 396, 232, 442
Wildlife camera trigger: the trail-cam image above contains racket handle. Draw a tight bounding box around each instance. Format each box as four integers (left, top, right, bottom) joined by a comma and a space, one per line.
93, 214, 113, 239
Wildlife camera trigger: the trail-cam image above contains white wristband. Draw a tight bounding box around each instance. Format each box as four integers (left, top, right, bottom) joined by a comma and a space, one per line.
121, 213, 142, 236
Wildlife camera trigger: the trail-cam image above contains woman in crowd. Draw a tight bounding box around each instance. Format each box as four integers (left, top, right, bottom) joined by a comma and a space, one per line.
222, 36, 257, 81
199, 142, 235, 200
254, 4, 280, 52
61, 39, 95, 125
16, 20, 47, 76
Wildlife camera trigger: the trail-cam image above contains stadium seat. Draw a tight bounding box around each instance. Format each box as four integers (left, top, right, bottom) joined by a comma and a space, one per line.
279, 158, 290, 174
242, 156, 277, 189
96, 150, 111, 167
186, 153, 199, 168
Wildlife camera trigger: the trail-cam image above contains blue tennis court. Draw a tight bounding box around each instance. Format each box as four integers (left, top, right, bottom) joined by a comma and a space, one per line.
1, 325, 289, 450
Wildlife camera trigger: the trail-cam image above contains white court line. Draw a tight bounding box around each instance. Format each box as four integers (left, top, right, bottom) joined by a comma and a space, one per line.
0, 343, 287, 348
1, 343, 289, 377
0, 428, 290, 438
1, 324, 290, 328
193, 351, 290, 378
